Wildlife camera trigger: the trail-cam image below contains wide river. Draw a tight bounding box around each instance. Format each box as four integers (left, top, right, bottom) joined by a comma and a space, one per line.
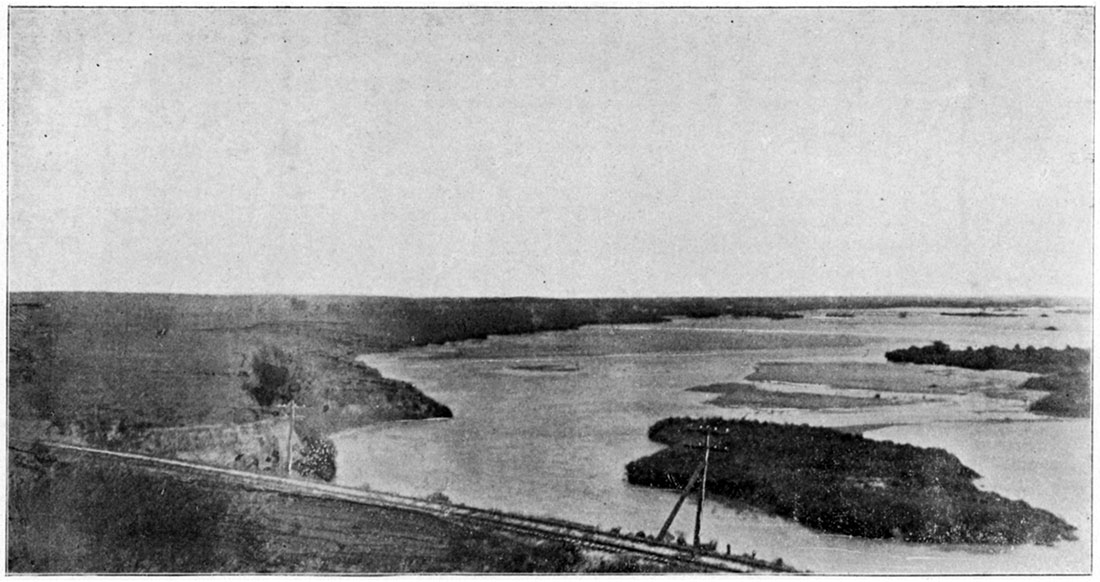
332, 307, 1091, 574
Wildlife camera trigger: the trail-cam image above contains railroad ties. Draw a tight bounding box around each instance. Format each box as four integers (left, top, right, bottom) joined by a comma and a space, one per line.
10, 439, 800, 574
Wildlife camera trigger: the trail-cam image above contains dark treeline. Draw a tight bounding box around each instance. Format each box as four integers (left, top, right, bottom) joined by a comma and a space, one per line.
625, 417, 1076, 545
939, 311, 1025, 318
885, 341, 1089, 375
10, 292, 1060, 352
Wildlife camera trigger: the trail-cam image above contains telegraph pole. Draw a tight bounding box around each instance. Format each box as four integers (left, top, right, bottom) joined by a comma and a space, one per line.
286, 399, 295, 475
693, 431, 710, 548
278, 399, 299, 476
657, 462, 705, 542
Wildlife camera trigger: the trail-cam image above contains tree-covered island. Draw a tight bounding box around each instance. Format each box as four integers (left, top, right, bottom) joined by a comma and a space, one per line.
885, 342, 1090, 417
626, 418, 1076, 545
884, 341, 1089, 374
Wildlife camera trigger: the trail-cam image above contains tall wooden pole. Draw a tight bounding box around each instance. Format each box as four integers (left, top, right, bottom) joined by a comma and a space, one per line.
656, 462, 705, 542
693, 432, 710, 548
286, 400, 295, 475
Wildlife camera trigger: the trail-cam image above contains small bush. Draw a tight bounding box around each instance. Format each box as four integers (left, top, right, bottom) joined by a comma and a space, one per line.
426, 492, 452, 504
293, 436, 336, 482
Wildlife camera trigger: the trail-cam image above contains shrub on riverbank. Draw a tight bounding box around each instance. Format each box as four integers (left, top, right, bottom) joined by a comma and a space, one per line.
625, 417, 1076, 545
242, 345, 311, 407
1024, 371, 1091, 417
293, 435, 337, 481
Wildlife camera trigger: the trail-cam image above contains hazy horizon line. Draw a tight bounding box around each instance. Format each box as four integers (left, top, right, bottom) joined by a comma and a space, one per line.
7, 289, 1091, 302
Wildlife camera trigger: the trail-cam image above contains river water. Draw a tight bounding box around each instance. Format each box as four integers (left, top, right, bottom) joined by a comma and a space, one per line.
331, 308, 1091, 574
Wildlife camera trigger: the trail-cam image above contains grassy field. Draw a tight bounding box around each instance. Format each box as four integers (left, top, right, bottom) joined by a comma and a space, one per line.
8, 293, 454, 443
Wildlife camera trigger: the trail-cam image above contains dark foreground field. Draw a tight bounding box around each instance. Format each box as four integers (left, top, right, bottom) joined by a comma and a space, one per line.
8, 445, 598, 573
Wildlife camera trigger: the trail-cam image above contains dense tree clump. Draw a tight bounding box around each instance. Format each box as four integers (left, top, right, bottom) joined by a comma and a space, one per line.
885, 341, 1089, 375
1023, 371, 1091, 418
242, 346, 308, 407
626, 418, 1076, 545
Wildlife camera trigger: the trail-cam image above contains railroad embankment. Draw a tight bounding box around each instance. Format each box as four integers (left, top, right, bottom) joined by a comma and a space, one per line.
7, 446, 573, 572
8, 444, 712, 573
9, 417, 295, 472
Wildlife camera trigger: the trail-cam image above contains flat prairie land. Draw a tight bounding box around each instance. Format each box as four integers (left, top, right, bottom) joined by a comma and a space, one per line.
7, 293, 455, 441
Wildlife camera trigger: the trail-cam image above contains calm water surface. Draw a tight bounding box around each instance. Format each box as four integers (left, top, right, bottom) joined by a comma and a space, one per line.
332, 308, 1091, 574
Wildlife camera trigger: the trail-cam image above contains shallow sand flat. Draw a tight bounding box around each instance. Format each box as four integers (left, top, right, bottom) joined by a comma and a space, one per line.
724, 361, 1047, 432
688, 382, 901, 409
746, 361, 1032, 396
716, 390, 1045, 434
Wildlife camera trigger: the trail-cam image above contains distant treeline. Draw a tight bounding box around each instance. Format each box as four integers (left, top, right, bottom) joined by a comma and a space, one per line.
625, 417, 1075, 545
939, 311, 1025, 318
10, 292, 1063, 353
885, 341, 1089, 375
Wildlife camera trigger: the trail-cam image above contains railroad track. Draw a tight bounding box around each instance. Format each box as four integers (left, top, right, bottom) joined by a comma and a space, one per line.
10, 440, 800, 574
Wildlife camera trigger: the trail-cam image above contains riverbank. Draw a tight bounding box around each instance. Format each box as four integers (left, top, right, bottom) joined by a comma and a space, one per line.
7, 293, 461, 448
626, 417, 1077, 545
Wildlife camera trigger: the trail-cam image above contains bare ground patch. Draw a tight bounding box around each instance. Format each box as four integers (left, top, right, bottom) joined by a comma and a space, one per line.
688, 382, 899, 409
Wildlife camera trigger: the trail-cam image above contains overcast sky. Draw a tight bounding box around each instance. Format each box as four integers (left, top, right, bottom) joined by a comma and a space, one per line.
8, 8, 1093, 297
